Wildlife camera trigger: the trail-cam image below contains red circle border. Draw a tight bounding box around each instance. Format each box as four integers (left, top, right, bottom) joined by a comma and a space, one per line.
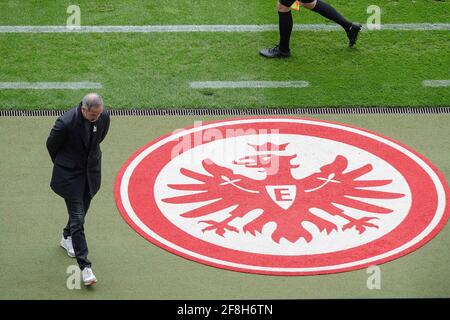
114, 117, 450, 276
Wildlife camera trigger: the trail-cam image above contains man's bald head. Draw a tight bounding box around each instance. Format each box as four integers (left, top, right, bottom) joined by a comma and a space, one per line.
82, 93, 103, 110
81, 93, 104, 122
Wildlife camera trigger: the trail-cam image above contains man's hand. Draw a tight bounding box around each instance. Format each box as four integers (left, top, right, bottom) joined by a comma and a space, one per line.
46, 118, 67, 162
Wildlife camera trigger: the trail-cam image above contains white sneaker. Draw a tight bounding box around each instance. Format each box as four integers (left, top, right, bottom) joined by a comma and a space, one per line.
82, 268, 97, 286
60, 236, 75, 258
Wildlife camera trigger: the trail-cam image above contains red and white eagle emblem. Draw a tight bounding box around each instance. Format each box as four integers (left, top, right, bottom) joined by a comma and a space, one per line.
162, 142, 404, 243
115, 118, 449, 275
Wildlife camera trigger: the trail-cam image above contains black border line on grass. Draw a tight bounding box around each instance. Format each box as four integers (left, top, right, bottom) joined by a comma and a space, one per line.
0, 107, 449, 117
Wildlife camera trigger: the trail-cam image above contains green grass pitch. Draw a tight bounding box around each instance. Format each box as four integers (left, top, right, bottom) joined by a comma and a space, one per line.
0, 114, 449, 299
0, 0, 449, 109
0, 0, 449, 300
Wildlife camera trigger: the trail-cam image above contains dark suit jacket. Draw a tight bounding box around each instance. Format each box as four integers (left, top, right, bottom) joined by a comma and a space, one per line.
46, 103, 110, 199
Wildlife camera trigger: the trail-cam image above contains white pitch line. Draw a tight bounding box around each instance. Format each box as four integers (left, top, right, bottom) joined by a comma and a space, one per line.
0, 23, 449, 33
422, 80, 450, 88
0, 82, 102, 89
190, 81, 309, 89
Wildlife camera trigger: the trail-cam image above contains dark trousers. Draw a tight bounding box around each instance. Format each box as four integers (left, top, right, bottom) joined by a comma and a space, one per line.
63, 181, 92, 270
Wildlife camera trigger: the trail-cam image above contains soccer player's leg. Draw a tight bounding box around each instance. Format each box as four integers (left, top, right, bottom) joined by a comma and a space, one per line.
260, 0, 295, 58
301, 0, 362, 47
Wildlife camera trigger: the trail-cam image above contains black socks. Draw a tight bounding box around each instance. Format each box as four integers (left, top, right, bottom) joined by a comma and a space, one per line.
278, 1, 351, 52
312, 0, 352, 30
278, 11, 293, 53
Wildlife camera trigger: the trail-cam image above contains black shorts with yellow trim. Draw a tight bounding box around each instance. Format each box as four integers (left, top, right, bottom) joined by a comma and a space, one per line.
279, 0, 315, 7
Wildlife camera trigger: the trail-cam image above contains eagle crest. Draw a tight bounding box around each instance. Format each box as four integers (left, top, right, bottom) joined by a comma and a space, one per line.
162, 142, 404, 243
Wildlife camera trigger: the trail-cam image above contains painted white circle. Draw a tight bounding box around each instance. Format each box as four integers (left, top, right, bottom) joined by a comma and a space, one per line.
155, 134, 412, 255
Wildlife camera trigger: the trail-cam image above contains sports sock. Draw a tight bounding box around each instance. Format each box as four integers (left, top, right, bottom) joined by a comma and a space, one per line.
278, 11, 293, 53
312, 0, 352, 30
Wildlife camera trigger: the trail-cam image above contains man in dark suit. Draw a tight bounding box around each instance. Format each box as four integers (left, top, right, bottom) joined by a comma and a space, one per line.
46, 93, 110, 286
